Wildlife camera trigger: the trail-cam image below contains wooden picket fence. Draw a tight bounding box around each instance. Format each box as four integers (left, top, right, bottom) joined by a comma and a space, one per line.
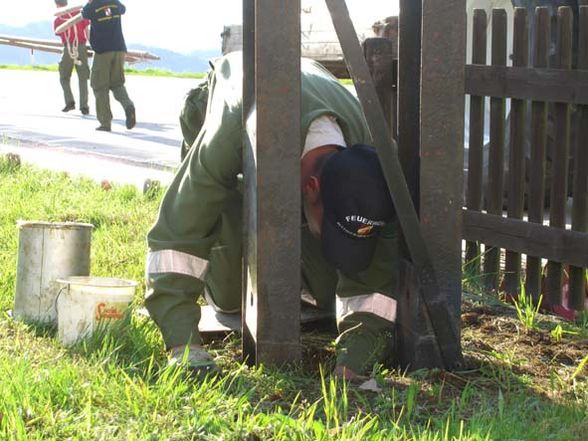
463, 6, 588, 314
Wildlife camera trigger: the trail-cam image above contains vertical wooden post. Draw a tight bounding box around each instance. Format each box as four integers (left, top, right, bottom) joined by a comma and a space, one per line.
420, 0, 466, 315
504, 8, 529, 296
545, 7, 573, 308
465, 9, 487, 276
483, 9, 507, 291
242, 0, 301, 366
526, 7, 550, 302
326, 0, 463, 370
398, 0, 422, 206
568, 6, 588, 311
242, 0, 256, 361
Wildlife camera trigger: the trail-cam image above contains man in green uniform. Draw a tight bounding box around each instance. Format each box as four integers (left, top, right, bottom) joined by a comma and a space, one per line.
82, 0, 135, 132
53, 0, 91, 115
146, 52, 399, 380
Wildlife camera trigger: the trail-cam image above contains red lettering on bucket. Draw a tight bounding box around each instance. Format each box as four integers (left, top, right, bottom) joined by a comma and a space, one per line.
95, 302, 125, 321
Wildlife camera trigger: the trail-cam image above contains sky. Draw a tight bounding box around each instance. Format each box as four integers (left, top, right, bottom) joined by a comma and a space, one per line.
2, 0, 399, 54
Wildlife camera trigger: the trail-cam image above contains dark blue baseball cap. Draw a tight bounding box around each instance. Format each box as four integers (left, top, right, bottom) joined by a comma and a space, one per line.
320, 144, 395, 273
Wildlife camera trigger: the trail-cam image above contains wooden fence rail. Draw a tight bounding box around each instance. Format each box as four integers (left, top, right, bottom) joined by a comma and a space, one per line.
464, 6, 587, 315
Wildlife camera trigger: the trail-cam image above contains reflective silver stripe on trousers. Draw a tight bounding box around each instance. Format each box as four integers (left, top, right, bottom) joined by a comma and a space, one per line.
146, 249, 209, 280
336, 293, 397, 323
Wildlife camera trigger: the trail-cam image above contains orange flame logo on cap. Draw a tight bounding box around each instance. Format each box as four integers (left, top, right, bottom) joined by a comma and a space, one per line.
357, 225, 374, 236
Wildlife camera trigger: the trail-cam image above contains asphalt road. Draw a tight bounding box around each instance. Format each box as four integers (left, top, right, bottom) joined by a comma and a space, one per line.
0, 69, 201, 186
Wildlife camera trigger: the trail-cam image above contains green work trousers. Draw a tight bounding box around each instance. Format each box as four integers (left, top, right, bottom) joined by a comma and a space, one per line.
59, 44, 90, 109
90, 51, 134, 128
145, 191, 338, 346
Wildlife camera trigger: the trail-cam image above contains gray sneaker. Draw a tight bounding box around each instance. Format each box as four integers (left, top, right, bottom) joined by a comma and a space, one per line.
168, 346, 221, 380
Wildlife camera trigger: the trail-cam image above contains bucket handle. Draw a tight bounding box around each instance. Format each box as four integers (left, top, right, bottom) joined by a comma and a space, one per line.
54, 284, 68, 312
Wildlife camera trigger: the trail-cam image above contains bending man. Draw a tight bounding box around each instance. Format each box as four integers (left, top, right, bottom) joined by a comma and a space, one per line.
146, 52, 400, 380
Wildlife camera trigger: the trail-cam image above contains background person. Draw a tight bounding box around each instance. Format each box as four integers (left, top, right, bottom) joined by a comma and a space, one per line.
53, 0, 91, 115
81, 0, 135, 132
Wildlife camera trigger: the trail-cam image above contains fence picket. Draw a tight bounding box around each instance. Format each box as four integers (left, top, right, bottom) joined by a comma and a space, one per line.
545, 7, 573, 307
568, 6, 588, 311
465, 9, 487, 276
504, 8, 529, 295
526, 7, 550, 301
483, 9, 507, 290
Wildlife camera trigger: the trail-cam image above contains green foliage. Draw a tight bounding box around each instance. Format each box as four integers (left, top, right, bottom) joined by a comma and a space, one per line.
512, 284, 543, 330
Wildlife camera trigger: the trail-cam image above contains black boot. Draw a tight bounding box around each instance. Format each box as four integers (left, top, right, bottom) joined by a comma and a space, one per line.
62, 102, 75, 112
80, 107, 90, 115
125, 105, 136, 130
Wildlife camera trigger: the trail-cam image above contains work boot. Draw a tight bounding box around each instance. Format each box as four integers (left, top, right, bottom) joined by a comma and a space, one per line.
95, 125, 111, 132
81, 107, 90, 115
125, 105, 136, 130
168, 345, 221, 380
62, 102, 75, 112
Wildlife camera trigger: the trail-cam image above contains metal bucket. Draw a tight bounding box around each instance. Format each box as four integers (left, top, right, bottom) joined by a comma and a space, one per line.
14, 221, 93, 324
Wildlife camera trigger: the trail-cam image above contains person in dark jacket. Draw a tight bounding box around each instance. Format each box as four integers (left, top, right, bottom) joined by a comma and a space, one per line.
82, 0, 135, 132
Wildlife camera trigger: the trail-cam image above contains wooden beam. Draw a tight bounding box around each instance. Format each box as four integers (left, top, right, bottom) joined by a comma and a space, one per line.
54, 4, 83, 17
55, 13, 83, 35
0, 35, 63, 47
420, 0, 466, 318
463, 210, 588, 268
241, 0, 302, 366
397, 0, 422, 205
326, 0, 463, 371
465, 65, 588, 104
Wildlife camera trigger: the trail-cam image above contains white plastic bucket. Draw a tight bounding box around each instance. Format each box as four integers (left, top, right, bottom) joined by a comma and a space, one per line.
14, 221, 93, 324
56, 276, 137, 346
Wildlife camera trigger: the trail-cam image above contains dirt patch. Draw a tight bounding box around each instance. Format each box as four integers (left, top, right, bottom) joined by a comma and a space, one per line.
297, 299, 587, 396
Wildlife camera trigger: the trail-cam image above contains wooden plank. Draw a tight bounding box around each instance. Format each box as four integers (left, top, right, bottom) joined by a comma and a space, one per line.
545, 7, 573, 307
242, 0, 302, 366
54, 4, 83, 17
396, 0, 432, 370
465, 9, 487, 276
325, 0, 463, 370
483, 9, 507, 290
55, 13, 82, 35
465, 65, 588, 104
569, 6, 588, 311
526, 7, 551, 301
504, 8, 529, 295
397, 0, 422, 205
0, 35, 63, 47
241, 0, 256, 361
0, 41, 63, 55
463, 210, 588, 268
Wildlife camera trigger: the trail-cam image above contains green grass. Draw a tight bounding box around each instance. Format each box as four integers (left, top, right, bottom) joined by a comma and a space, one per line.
0, 64, 205, 79
0, 154, 587, 440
